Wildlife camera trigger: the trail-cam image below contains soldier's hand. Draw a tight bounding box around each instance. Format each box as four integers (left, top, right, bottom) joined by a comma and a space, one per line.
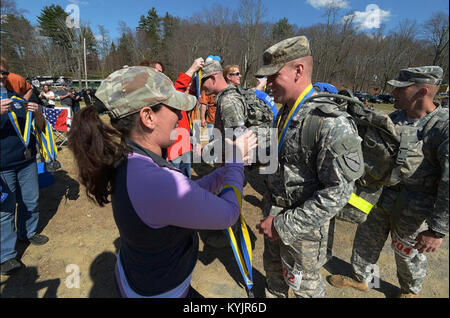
414, 230, 443, 253
256, 216, 280, 241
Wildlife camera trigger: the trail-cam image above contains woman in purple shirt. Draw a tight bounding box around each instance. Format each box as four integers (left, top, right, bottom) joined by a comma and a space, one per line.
68, 66, 256, 298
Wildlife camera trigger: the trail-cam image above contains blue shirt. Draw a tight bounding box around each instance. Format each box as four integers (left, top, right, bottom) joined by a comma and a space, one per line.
313, 82, 338, 94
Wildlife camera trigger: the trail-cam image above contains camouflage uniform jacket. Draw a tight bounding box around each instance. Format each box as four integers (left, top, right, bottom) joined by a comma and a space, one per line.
263, 97, 363, 246
214, 84, 246, 133
384, 106, 449, 235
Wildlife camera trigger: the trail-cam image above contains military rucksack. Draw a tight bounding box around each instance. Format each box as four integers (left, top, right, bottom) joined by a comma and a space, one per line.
217, 85, 274, 150
301, 90, 424, 224
234, 85, 274, 129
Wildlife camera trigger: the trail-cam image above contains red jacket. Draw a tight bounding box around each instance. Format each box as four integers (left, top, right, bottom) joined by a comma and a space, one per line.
167, 72, 195, 161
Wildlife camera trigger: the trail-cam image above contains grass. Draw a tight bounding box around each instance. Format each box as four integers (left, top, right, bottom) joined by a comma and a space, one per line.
372, 103, 396, 114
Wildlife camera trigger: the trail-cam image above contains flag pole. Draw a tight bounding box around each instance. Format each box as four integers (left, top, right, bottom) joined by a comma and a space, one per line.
84, 37, 88, 89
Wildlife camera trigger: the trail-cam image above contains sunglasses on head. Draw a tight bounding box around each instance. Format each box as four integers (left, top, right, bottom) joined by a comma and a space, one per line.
229, 72, 241, 76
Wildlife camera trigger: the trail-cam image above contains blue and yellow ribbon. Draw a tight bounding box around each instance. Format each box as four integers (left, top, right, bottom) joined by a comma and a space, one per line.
219, 184, 253, 292
189, 70, 202, 133
196, 69, 202, 100
7, 97, 33, 150
276, 84, 314, 153
33, 119, 58, 162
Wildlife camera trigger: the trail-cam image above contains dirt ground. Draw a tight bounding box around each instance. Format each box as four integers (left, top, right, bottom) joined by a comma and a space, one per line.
0, 146, 448, 298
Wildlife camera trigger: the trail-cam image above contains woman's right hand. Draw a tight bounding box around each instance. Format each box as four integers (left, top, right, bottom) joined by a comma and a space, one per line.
1, 99, 12, 115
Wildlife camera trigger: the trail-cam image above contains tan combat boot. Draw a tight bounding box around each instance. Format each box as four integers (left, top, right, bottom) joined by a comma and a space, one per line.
327, 275, 368, 292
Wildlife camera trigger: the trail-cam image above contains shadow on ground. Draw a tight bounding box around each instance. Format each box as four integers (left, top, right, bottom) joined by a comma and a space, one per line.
16, 170, 79, 261
324, 256, 400, 298
0, 266, 60, 297
89, 238, 121, 298
198, 226, 266, 298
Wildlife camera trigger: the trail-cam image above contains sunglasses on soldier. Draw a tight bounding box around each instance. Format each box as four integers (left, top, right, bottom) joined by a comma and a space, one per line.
201, 74, 214, 85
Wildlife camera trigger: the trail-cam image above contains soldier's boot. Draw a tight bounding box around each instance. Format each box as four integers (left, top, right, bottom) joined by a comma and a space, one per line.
264, 287, 288, 298
397, 292, 420, 298
327, 275, 368, 292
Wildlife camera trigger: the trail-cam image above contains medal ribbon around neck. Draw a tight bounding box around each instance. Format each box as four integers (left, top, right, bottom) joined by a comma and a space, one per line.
7, 96, 33, 150
276, 84, 314, 153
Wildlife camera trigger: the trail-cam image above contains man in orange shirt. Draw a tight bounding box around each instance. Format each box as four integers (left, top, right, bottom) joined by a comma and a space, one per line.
1, 57, 33, 101
200, 90, 217, 142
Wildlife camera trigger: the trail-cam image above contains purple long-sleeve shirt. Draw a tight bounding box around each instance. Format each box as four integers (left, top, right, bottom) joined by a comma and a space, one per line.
112, 150, 245, 297
126, 152, 243, 230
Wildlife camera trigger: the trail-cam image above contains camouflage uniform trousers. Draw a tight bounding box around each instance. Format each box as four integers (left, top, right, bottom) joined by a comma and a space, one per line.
263, 220, 330, 298
351, 188, 431, 294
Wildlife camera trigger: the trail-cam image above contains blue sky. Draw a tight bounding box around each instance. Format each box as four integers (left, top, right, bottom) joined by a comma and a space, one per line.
18, 0, 449, 41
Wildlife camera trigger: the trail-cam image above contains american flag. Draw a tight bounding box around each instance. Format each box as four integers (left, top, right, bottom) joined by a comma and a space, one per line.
44, 107, 72, 131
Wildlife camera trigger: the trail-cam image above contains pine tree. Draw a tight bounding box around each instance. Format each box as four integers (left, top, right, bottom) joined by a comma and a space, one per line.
271, 18, 294, 43
37, 4, 74, 48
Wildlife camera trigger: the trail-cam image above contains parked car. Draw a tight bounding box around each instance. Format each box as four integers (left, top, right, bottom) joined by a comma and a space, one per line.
354, 92, 370, 102
369, 95, 384, 104
377, 94, 395, 104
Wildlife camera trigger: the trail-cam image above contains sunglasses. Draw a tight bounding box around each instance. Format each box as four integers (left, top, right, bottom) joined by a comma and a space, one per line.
229, 72, 241, 76
1, 71, 10, 76
201, 75, 213, 85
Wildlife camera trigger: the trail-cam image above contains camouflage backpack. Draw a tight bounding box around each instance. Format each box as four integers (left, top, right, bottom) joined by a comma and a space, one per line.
301, 90, 424, 224
235, 85, 274, 129
217, 85, 273, 128
217, 85, 274, 149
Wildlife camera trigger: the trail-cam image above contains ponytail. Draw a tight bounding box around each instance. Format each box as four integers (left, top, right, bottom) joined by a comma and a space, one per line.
68, 106, 131, 206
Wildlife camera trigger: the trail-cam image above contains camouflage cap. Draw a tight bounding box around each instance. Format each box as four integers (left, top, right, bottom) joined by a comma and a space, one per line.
202, 60, 223, 77
255, 36, 311, 77
95, 66, 197, 119
388, 66, 443, 88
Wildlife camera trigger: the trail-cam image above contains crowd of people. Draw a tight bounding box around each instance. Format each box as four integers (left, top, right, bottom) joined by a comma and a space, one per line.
0, 33, 448, 300
37, 83, 97, 114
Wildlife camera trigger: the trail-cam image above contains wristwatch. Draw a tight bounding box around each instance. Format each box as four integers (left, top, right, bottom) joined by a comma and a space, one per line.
429, 229, 445, 239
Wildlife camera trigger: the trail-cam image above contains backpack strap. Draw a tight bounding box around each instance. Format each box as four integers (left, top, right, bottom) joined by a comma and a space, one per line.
300, 108, 324, 173
299, 97, 342, 173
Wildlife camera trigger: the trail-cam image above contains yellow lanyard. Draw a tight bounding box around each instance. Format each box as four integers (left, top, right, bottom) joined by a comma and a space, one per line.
276, 84, 314, 151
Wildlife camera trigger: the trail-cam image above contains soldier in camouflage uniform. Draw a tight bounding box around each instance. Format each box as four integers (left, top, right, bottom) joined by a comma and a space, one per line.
255, 36, 364, 298
201, 59, 273, 249
329, 66, 449, 298
201, 60, 247, 139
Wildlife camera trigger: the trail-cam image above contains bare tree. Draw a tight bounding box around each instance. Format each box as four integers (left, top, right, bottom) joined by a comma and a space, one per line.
422, 12, 449, 83
237, 0, 267, 86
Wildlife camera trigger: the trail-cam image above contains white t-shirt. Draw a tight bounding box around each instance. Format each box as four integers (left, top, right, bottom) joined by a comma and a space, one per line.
43, 91, 55, 106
